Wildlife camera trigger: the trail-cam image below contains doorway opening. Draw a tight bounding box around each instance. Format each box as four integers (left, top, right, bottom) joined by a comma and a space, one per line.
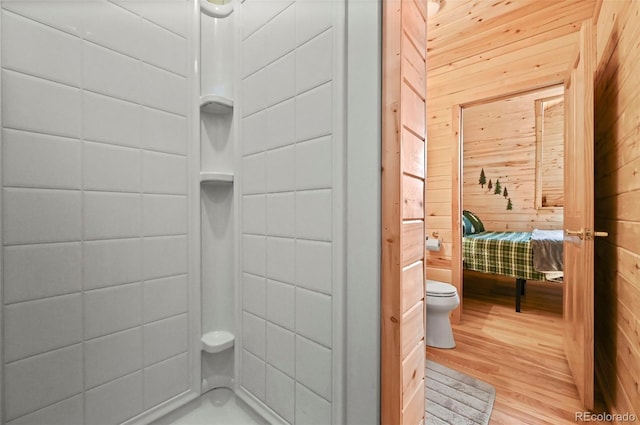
458, 84, 566, 316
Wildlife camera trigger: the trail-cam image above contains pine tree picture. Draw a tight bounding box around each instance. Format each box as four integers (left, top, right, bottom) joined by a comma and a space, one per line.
488, 179, 493, 190
503, 187, 508, 198
479, 168, 487, 187
506, 198, 513, 210
494, 179, 502, 194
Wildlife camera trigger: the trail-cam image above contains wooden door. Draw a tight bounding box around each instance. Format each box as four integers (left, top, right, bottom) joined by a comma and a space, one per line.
381, 0, 427, 424
563, 18, 595, 411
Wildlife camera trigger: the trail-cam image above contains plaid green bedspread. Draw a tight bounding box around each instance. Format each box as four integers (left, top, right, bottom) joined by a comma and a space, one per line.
463, 231, 547, 281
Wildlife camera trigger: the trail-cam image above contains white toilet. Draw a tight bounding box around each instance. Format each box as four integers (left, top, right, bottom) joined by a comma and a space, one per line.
425, 280, 460, 349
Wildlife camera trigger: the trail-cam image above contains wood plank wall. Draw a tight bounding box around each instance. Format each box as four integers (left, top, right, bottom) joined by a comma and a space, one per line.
594, 0, 640, 420
462, 87, 564, 232
425, 0, 596, 323
382, 0, 427, 423
539, 97, 565, 208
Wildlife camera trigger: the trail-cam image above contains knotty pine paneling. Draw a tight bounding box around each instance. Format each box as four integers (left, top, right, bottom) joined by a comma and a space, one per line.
425, 1, 596, 316
462, 87, 563, 232
594, 0, 640, 420
382, 0, 427, 423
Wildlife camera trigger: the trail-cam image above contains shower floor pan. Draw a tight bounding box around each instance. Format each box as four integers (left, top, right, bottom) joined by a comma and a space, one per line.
152, 388, 268, 425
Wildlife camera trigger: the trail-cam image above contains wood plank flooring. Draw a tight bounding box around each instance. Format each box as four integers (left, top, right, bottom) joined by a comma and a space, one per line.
426, 271, 607, 424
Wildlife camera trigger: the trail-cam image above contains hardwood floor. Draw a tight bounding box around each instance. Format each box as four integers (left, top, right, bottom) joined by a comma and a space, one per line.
426, 271, 606, 424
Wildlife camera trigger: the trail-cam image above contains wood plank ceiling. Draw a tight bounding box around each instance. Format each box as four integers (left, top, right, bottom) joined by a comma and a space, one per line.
427, 0, 597, 72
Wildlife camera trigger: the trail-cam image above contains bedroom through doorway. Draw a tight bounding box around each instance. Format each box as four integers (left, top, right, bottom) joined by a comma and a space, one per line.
459, 84, 566, 315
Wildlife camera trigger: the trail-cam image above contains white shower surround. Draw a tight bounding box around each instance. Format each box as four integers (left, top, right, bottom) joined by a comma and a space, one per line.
0, 0, 381, 424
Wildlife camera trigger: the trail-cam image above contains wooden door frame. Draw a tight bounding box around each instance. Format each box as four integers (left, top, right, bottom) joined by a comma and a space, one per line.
381, 0, 428, 423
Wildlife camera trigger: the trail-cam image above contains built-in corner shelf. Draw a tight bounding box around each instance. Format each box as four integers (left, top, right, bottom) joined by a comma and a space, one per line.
200, 94, 233, 114
200, 0, 234, 18
200, 172, 234, 184
202, 331, 235, 353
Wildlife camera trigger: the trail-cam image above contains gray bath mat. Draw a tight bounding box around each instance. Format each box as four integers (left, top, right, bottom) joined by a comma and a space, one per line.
425, 360, 496, 425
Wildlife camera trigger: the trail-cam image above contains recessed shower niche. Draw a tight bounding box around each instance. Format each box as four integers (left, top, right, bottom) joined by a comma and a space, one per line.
199, 1, 236, 393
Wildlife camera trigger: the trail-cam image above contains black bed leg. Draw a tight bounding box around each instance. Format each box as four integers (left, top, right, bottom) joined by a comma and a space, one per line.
515, 279, 523, 313
521, 279, 526, 295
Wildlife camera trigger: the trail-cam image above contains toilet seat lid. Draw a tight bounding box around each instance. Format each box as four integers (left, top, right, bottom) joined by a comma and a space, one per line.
426, 280, 457, 297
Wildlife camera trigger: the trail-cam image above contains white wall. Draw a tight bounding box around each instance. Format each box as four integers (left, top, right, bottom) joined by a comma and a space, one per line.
0, 1, 196, 424
237, 0, 345, 423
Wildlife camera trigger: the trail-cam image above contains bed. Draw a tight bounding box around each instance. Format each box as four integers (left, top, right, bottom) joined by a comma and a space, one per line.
461, 211, 564, 312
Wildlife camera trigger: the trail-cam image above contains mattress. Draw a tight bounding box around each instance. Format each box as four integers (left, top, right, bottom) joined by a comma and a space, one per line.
462, 231, 547, 281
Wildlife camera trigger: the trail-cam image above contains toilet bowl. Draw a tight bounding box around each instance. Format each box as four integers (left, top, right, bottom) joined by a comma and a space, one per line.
425, 280, 460, 349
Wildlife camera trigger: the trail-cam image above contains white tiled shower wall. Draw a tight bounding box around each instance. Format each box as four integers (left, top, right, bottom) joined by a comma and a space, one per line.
1, 1, 193, 424
238, 1, 342, 423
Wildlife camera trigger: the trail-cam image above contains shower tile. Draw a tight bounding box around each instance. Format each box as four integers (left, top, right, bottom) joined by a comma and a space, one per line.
266, 365, 295, 423
1, 1, 84, 38
4, 345, 83, 421
4, 294, 83, 362
241, 111, 266, 156
84, 142, 141, 193
2, 10, 81, 87
295, 82, 332, 142
241, 68, 267, 117
3, 242, 82, 304
241, 0, 293, 41
85, 327, 142, 389
143, 235, 188, 280
266, 237, 295, 284
143, 353, 189, 409
143, 194, 188, 236
83, 192, 141, 240
295, 136, 332, 190
140, 19, 187, 76
266, 279, 294, 331
242, 25, 267, 78
243, 272, 266, 318
263, 4, 295, 67
242, 235, 266, 276
82, 0, 142, 59
243, 312, 266, 359
142, 63, 187, 116
144, 275, 188, 323
296, 28, 333, 94
7, 395, 83, 425
242, 152, 266, 195
142, 151, 188, 195
113, 0, 187, 38
265, 52, 295, 108
295, 288, 332, 348
242, 350, 266, 402
84, 282, 142, 339
295, 189, 332, 241
84, 92, 142, 148
295, 0, 334, 46
295, 335, 332, 401
265, 99, 295, 150
266, 192, 294, 237
142, 107, 188, 155
266, 146, 295, 193
3, 129, 81, 190
83, 42, 142, 104
3, 188, 81, 245
86, 371, 143, 425
295, 240, 332, 295
143, 314, 188, 366
84, 238, 142, 290
2, 70, 81, 138
295, 383, 332, 425
266, 323, 294, 377
242, 194, 266, 235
